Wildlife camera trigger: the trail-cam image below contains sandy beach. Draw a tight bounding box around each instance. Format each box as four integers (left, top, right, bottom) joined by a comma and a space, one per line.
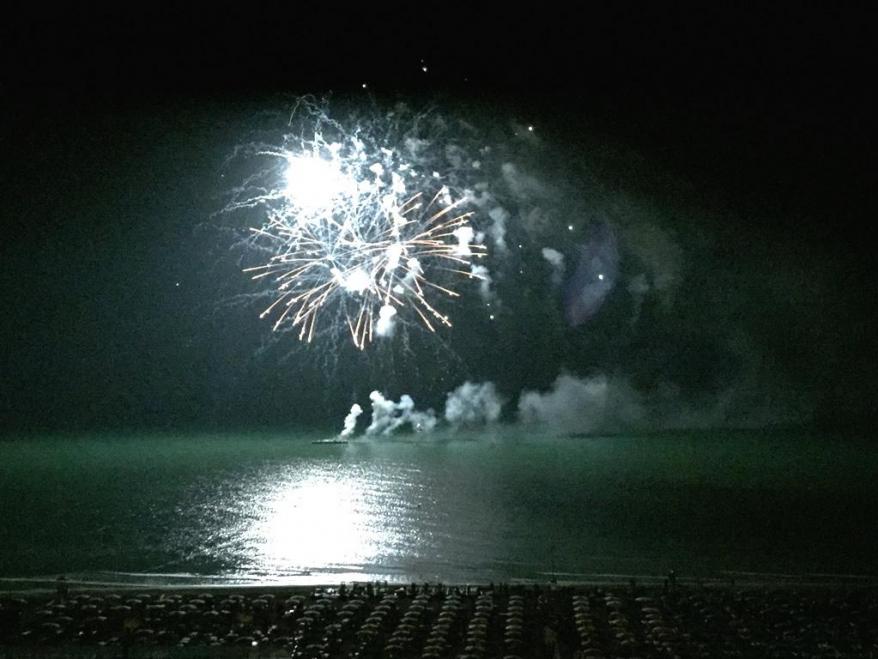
2, 579, 878, 657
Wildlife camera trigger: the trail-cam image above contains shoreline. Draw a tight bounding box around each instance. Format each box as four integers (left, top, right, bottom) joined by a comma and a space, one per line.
4, 569, 878, 596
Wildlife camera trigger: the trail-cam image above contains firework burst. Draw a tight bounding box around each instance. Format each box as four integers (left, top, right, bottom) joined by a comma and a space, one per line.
231, 100, 489, 349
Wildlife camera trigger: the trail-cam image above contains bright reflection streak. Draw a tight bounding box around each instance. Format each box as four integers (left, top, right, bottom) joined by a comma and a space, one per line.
240, 464, 404, 576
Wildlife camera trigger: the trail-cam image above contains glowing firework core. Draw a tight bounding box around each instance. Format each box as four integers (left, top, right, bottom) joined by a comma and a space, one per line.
238, 107, 488, 350
283, 153, 355, 212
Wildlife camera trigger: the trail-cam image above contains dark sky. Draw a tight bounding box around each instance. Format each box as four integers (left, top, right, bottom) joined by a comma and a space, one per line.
1, 5, 875, 432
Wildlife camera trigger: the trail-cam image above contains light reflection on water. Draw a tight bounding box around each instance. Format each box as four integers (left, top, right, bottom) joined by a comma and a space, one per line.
2, 432, 878, 585
169, 434, 878, 584
201, 458, 441, 582
242, 465, 397, 575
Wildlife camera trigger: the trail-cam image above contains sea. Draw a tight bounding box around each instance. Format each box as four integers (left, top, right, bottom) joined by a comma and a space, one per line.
1, 428, 877, 590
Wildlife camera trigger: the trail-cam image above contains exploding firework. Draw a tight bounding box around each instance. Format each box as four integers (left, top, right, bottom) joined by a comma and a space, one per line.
227, 100, 489, 349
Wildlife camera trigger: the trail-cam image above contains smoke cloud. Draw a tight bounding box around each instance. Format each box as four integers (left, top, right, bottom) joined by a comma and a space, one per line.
518, 374, 646, 434
541, 247, 565, 285
444, 381, 504, 427
501, 162, 546, 202
365, 391, 438, 435
487, 206, 510, 252
339, 403, 363, 437
375, 304, 397, 338
469, 264, 493, 301
344, 366, 809, 438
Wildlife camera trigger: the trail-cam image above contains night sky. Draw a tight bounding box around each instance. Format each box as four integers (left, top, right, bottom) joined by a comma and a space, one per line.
1, 6, 875, 433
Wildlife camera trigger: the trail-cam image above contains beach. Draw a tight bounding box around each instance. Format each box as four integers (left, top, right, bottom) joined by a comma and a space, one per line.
3, 432, 878, 656
3, 580, 878, 657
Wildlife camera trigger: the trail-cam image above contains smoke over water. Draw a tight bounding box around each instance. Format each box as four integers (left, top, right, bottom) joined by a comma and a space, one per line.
518, 374, 644, 434
444, 381, 504, 427
339, 404, 363, 437
216, 97, 822, 433
341, 368, 812, 438
364, 391, 437, 435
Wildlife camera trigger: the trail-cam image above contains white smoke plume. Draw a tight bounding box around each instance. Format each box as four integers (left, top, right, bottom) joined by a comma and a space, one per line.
452, 225, 475, 256
339, 403, 363, 437
374, 304, 397, 338
541, 247, 565, 285
487, 206, 509, 252
365, 391, 437, 435
470, 263, 493, 301
344, 366, 804, 439
518, 374, 646, 434
501, 162, 546, 202
444, 381, 504, 427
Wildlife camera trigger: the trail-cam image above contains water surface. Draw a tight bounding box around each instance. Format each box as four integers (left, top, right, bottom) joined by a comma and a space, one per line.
1, 429, 876, 586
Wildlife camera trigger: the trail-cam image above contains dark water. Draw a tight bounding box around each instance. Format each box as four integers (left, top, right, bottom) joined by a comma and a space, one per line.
1, 429, 876, 587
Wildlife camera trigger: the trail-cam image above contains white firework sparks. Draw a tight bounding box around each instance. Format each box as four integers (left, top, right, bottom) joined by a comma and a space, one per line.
233, 101, 489, 349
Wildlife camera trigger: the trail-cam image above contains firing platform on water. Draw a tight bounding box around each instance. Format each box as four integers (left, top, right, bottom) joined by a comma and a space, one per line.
2, 581, 878, 657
